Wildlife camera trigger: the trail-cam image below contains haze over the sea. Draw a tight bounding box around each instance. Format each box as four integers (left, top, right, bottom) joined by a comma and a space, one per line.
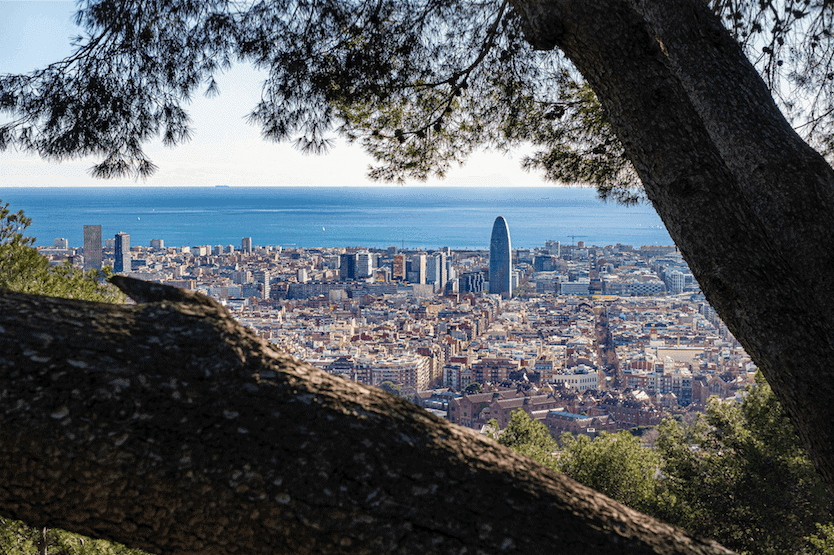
0, 186, 672, 250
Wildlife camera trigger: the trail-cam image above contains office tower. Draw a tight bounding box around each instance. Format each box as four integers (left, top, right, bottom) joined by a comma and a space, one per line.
426, 253, 440, 285
83, 225, 102, 270
489, 216, 512, 298
340, 253, 356, 281
150, 238, 164, 250
114, 232, 131, 273
461, 272, 485, 293
242, 237, 253, 254
392, 254, 406, 281
54, 238, 69, 249
439, 252, 447, 288
412, 253, 427, 284
427, 252, 447, 292
356, 251, 374, 279
254, 269, 271, 299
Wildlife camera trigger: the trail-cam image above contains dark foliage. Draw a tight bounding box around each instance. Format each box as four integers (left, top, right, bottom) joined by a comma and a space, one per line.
7, 1, 830, 201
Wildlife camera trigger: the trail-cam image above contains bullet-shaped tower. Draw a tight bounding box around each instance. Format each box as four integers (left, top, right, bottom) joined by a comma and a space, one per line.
489, 216, 512, 298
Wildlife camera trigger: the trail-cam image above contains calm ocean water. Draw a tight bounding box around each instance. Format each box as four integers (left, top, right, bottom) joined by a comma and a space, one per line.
0, 187, 672, 250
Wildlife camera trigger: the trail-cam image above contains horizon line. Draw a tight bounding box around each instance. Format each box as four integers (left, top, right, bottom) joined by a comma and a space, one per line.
0, 183, 576, 188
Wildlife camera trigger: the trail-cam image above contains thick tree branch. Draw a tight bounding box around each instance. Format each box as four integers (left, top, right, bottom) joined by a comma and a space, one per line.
0, 281, 729, 555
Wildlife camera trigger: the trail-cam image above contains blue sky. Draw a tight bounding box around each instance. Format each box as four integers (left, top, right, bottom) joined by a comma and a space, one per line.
0, 1, 548, 187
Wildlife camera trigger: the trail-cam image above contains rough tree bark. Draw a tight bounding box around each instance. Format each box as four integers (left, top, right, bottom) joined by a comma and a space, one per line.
0, 279, 730, 555
511, 0, 834, 490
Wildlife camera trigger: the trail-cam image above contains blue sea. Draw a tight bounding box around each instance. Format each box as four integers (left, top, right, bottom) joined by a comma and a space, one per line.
0, 187, 672, 250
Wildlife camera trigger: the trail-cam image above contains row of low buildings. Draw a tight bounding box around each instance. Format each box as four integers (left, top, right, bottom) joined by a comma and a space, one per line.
442, 386, 663, 438
435, 363, 756, 440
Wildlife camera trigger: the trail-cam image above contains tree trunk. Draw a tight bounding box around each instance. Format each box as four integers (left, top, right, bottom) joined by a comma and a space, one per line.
0, 279, 730, 555
511, 0, 834, 491
38, 527, 48, 555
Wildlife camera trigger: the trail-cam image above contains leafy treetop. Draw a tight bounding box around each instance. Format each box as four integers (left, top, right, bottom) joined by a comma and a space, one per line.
2, 1, 833, 203
0, 200, 123, 303
495, 373, 834, 555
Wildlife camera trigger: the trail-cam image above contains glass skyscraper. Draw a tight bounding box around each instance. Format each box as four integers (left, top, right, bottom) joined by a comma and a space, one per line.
114, 232, 131, 273
427, 252, 447, 292
340, 253, 356, 281
489, 216, 512, 298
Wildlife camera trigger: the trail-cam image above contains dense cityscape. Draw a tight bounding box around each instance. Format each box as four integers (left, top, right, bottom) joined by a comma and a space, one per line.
41, 217, 754, 440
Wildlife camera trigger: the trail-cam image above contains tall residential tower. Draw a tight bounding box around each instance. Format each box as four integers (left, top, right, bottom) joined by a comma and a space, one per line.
83, 225, 102, 270
489, 216, 512, 298
114, 232, 131, 273
427, 251, 447, 292
355, 251, 374, 279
